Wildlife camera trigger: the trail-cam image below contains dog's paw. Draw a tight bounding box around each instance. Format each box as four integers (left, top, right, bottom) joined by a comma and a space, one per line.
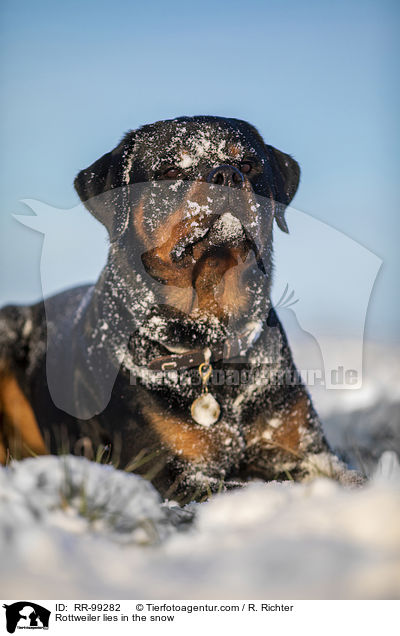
300, 452, 366, 487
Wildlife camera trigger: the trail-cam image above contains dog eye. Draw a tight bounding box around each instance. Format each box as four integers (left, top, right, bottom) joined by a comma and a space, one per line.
240, 162, 252, 174
163, 166, 181, 179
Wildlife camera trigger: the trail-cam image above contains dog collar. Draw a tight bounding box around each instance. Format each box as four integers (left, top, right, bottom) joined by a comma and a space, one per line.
147, 320, 263, 372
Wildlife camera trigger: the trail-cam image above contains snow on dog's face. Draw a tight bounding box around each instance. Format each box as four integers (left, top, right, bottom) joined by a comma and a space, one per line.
74, 116, 300, 320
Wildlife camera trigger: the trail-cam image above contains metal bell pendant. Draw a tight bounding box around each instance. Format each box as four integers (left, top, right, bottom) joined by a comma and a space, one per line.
191, 392, 221, 427
190, 360, 221, 427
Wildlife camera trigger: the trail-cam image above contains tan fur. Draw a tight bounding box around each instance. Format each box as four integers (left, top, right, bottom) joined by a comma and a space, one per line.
162, 286, 195, 315
249, 394, 311, 458
132, 200, 150, 248
228, 144, 242, 158
215, 249, 255, 315
0, 371, 47, 462
142, 403, 215, 462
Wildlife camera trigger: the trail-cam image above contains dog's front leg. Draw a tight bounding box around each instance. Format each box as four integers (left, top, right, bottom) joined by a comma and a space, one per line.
242, 390, 364, 486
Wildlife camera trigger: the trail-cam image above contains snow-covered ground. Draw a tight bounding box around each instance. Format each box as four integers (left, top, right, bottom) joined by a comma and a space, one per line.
309, 340, 400, 476
0, 340, 399, 599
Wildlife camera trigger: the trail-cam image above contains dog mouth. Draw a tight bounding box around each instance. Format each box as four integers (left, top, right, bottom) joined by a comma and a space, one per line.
169, 212, 265, 274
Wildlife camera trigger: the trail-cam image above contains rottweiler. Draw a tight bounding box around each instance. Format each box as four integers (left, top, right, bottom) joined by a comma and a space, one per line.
0, 116, 361, 500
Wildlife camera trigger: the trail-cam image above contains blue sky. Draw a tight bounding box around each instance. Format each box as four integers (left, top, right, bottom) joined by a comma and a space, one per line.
0, 0, 399, 341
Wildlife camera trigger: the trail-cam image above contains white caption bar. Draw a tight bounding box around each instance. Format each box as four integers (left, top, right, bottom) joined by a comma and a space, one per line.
1, 599, 398, 635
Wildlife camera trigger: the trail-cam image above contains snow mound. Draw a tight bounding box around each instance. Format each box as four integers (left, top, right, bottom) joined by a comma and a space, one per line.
0, 455, 193, 545
0, 453, 399, 599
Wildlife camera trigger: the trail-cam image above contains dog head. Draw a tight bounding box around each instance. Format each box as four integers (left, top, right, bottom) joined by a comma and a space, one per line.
74, 116, 299, 320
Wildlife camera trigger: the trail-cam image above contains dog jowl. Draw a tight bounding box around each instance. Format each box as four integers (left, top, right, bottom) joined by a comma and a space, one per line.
0, 116, 362, 499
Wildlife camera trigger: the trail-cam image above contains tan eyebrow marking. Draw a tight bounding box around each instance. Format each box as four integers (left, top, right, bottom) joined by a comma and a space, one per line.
228, 144, 242, 158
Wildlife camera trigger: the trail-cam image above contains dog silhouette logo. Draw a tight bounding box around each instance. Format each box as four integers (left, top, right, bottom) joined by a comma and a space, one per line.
2, 602, 50, 633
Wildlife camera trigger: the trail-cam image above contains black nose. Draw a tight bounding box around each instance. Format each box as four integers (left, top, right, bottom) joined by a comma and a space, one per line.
206, 164, 245, 188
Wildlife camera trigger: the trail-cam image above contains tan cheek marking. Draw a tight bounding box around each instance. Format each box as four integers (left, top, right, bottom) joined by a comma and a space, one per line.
139, 202, 194, 291
152, 208, 187, 256
132, 200, 151, 248
142, 404, 214, 462
0, 372, 48, 462
134, 198, 191, 252
138, 182, 213, 296
145, 180, 208, 251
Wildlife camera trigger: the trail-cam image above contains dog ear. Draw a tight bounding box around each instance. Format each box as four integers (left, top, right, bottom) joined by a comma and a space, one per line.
74, 133, 136, 238
233, 121, 300, 234
265, 146, 300, 233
